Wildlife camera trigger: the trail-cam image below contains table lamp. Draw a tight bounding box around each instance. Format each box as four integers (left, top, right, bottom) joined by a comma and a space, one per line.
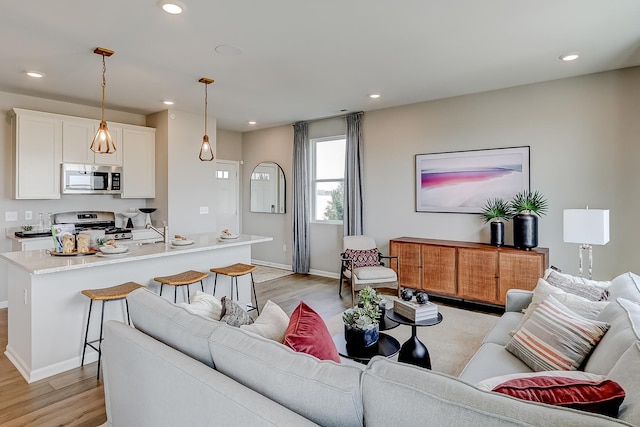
563, 208, 610, 279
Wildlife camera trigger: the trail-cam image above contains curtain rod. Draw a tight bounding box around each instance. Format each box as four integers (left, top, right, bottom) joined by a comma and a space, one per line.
291, 111, 363, 126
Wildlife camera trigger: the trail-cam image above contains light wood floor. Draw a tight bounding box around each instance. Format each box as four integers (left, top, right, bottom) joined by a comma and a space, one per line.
0, 273, 352, 427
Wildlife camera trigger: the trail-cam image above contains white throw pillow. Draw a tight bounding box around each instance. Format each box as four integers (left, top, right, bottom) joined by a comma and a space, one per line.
180, 291, 223, 321
240, 300, 290, 342
513, 278, 609, 334
543, 269, 610, 301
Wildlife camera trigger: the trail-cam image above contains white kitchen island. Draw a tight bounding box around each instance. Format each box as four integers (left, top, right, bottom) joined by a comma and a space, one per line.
0, 233, 272, 383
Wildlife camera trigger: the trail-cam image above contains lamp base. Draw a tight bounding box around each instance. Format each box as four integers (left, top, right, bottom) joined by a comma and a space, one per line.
578, 244, 593, 279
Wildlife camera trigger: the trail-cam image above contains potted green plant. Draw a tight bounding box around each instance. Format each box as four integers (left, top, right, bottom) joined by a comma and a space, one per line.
480, 198, 513, 246
509, 190, 548, 250
343, 286, 381, 350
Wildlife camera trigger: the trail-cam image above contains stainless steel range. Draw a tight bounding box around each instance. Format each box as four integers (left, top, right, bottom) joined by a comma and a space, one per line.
52, 211, 133, 240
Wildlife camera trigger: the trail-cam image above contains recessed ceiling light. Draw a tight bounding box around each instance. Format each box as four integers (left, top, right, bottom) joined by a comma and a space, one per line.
560, 53, 580, 62
369, 94, 381, 99
158, 0, 185, 14
26, 71, 45, 78
248, 121, 257, 125
163, 100, 174, 105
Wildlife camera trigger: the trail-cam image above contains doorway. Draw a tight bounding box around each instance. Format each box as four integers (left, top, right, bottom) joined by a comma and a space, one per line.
214, 160, 240, 234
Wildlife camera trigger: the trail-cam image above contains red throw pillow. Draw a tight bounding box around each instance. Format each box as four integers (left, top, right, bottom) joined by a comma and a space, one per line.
345, 248, 381, 268
492, 376, 626, 417
283, 301, 340, 363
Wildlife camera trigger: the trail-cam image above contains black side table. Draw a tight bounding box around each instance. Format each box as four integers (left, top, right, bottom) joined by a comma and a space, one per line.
385, 308, 443, 369
333, 332, 400, 364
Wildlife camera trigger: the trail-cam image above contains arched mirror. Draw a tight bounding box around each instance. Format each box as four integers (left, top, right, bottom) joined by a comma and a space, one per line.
250, 162, 286, 213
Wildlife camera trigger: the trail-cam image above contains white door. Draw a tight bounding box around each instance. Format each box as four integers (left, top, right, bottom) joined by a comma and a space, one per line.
214, 160, 240, 234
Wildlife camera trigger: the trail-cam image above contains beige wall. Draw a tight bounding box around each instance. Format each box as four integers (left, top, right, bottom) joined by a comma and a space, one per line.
242, 67, 640, 280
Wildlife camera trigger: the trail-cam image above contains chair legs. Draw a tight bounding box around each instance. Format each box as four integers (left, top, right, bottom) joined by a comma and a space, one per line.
213, 272, 259, 314
81, 300, 108, 380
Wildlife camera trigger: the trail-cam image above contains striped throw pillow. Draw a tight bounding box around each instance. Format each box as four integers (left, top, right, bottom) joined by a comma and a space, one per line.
506, 295, 610, 372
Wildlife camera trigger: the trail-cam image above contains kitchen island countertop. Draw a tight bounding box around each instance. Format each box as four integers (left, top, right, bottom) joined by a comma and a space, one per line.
0, 233, 271, 275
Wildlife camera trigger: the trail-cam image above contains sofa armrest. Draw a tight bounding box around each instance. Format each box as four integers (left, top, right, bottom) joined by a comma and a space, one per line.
103, 321, 318, 427
505, 289, 533, 313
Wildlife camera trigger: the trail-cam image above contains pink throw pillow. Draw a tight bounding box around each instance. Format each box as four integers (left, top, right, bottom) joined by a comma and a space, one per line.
344, 248, 381, 268
283, 301, 340, 363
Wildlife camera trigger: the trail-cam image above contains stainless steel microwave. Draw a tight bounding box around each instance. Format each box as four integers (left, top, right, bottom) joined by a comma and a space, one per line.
61, 163, 122, 195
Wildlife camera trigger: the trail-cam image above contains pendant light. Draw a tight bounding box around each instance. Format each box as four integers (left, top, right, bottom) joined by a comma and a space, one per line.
90, 47, 117, 154
198, 77, 215, 161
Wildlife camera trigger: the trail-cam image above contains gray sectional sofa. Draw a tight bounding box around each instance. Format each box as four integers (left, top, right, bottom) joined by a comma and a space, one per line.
102, 272, 640, 426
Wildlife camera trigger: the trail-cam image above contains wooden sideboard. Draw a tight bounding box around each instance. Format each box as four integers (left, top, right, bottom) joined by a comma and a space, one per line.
389, 237, 549, 306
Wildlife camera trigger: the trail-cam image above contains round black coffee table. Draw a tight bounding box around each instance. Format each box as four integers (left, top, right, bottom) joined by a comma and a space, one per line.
333, 332, 400, 364
386, 308, 443, 369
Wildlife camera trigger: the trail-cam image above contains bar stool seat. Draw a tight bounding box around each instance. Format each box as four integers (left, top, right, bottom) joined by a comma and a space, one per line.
210, 263, 259, 313
81, 281, 144, 379
154, 270, 208, 303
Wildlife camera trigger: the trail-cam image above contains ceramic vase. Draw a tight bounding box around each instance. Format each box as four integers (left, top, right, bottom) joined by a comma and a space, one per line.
490, 220, 505, 246
513, 213, 538, 250
345, 323, 379, 350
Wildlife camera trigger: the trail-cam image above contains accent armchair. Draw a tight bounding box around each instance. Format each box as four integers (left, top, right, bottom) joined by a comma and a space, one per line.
339, 235, 400, 306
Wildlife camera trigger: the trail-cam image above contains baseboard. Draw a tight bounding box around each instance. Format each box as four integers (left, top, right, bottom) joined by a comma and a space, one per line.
0, 300, 7, 309
250, 260, 339, 280
5, 345, 97, 383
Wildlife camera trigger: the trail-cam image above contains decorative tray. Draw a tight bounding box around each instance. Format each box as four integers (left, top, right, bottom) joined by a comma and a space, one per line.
47, 249, 98, 257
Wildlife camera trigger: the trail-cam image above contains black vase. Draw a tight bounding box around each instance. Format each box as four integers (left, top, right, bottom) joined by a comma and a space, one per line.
490, 221, 505, 246
513, 213, 538, 250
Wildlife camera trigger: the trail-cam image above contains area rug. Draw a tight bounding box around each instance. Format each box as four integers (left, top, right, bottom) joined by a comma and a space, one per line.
325, 301, 499, 376
252, 265, 294, 283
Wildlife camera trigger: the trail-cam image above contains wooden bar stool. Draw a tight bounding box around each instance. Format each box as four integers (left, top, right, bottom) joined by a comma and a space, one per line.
210, 263, 259, 314
81, 281, 144, 379
154, 270, 208, 303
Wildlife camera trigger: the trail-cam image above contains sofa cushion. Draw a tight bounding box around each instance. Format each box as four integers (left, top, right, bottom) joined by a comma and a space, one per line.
458, 342, 533, 384
482, 312, 523, 346
585, 298, 640, 375
179, 290, 223, 320
544, 269, 610, 301
506, 295, 609, 372
476, 370, 609, 391
608, 272, 640, 302
127, 287, 220, 368
283, 301, 340, 362
240, 299, 289, 342
362, 357, 626, 427
514, 279, 608, 333
491, 376, 625, 418
208, 324, 364, 427
219, 296, 254, 327
608, 343, 640, 426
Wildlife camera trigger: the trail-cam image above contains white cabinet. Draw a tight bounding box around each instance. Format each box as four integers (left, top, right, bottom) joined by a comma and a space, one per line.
11, 237, 53, 252
121, 127, 156, 198
11, 109, 62, 199
62, 119, 122, 166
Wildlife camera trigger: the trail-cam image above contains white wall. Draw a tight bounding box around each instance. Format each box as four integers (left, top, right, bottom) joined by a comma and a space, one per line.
0, 91, 150, 305
241, 67, 640, 280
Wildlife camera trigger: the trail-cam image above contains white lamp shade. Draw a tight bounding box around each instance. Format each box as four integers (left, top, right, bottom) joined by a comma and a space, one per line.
563, 209, 610, 245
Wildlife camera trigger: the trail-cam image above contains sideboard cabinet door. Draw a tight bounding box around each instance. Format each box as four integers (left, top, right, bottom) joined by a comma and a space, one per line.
458, 248, 499, 304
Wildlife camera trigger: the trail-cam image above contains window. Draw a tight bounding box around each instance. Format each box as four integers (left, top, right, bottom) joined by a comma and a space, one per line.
311, 136, 346, 222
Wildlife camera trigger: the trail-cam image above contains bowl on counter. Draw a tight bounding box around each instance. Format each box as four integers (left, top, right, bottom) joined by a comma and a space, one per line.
99, 244, 129, 254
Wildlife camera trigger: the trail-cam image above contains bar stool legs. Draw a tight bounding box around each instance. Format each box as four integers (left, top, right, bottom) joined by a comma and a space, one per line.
81, 282, 144, 380
154, 270, 208, 303
210, 263, 259, 314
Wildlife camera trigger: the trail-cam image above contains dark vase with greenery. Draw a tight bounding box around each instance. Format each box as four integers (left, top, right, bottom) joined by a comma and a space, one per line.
510, 190, 548, 250
480, 198, 512, 247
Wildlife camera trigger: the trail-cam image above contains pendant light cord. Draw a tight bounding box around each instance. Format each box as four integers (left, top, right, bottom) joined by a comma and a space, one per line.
204, 82, 208, 135
101, 54, 106, 122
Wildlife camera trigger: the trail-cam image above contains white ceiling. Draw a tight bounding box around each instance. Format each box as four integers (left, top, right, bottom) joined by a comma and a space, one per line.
1, 1, 639, 132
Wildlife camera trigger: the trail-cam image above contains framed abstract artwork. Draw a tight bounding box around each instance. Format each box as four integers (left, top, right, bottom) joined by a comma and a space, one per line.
415, 146, 530, 213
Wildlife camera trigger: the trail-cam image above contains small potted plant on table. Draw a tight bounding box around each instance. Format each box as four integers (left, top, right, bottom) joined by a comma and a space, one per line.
510, 190, 548, 250
343, 286, 382, 350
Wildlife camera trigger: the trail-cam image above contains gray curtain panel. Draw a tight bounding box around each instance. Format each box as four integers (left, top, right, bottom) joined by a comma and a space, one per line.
292, 121, 310, 274
344, 112, 364, 236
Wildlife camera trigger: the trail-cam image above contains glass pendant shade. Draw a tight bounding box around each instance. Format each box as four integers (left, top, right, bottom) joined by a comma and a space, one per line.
91, 47, 116, 154
90, 120, 116, 154
199, 134, 214, 161
198, 77, 215, 161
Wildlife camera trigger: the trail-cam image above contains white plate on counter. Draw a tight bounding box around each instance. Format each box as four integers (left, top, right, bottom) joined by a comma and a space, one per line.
96, 252, 130, 258
171, 239, 194, 246
219, 234, 239, 240
99, 245, 129, 254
